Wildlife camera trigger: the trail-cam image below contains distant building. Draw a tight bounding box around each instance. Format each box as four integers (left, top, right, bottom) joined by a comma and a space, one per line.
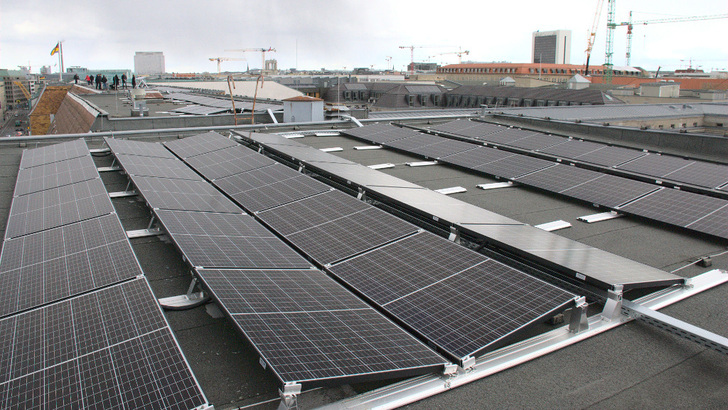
640, 82, 680, 98
533, 30, 571, 64
134, 52, 165, 75
437, 63, 642, 85
407, 62, 438, 73
264, 59, 278, 75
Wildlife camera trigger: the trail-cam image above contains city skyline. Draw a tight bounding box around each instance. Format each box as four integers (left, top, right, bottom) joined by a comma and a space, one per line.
2, 0, 726, 74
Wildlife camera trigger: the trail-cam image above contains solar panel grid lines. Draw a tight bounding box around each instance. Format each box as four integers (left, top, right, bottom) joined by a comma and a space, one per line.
384, 133, 447, 152
538, 139, 604, 158
257, 190, 371, 236
214, 169, 332, 213
660, 161, 728, 189
103, 137, 177, 159
617, 188, 728, 239
514, 164, 602, 193
328, 231, 577, 362
154, 211, 311, 270
475, 154, 556, 180
342, 124, 421, 144
410, 139, 479, 160
5, 178, 116, 239
0, 214, 143, 318
163, 131, 239, 159
439, 146, 514, 169
503, 133, 567, 151
130, 175, 241, 213
18, 139, 89, 170
560, 174, 663, 209
0, 279, 208, 410
195, 268, 446, 386
13, 155, 99, 197
615, 153, 695, 178
184, 145, 277, 180
283, 208, 420, 265
573, 145, 647, 167
113, 153, 203, 181
684, 204, 728, 239
428, 119, 479, 134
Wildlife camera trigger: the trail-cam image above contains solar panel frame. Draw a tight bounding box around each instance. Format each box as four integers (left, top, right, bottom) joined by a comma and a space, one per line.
384, 133, 447, 152
0, 279, 208, 409
618, 188, 728, 239
0, 214, 143, 318
503, 133, 566, 151
184, 145, 277, 180
439, 146, 514, 169
130, 175, 241, 213
661, 161, 728, 189
476, 154, 555, 179
114, 153, 203, 181
573, 145, 647, 167
13, 155, 99, 197
18, 139, 89, 169
328, 232, 577, 362
615, 153, 694, 178
104, 137, 178, 159
409, 139, 479, 159
163, 131, 239, 159
214, 165, 332, 213
560, 174, 662, 208
538, 139, 604, 158
514, 164, 601, 193
5, 178, 115, 239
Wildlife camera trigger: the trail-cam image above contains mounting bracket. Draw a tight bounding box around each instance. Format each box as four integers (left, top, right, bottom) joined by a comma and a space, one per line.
158, 277, 207, 310
568, 297, 589, 333
278, 382, 301, 410
601, 284, 623, 322
448, 226, 460, 244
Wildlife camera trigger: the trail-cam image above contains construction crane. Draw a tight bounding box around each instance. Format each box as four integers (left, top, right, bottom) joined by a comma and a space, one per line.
431, 49, 470, 64
399, 46, 442, 74
619, 12, 728, 66
209, 57, 245, 74
225, 47, 276, 74
584, 0, 606, 75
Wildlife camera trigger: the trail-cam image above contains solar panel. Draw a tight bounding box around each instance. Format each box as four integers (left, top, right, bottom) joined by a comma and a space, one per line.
574, 145, 646, 167
0, 279, 208, 409
277, 207, 419, 265
257, 190, 370, 236
104, 137, 177, 159
560, 174, 661, 208
0, 214, 143, 318
685, 205, 728, 239
618, 188, 728, 239
328, 232, 576, 362
172, 105, 229, 115
342, 125, 421, 144
409, 139, 478, 159
538, 139, 604, 158
184, 145, 276, 180
661, 161, 728, 189
114, 153, 202, 181
130, 175, 241, 213
504, 133, 566, 151
214, 165, 332, 213
18, 139, 89, 169
385, 133, 446, 152
163, 131, 238, 159
5, 178, 115, 239
478, 128, 533, 144
154, 210, 310, 269
428, 119, 478, 134
13, 155, 98, 196
439, 146, 514, 169
462, 224, 684, 290
195, 268, 445, 386
476, 154, 555, 179
514, 164, 601, 193
616, 153, 694, 178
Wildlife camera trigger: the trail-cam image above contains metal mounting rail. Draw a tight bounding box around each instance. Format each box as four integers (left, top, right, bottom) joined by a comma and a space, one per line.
622, 299, 728, 355
318, 269, 728, 410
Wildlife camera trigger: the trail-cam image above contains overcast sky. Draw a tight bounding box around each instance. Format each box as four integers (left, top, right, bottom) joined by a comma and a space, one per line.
2, 0, 726, 74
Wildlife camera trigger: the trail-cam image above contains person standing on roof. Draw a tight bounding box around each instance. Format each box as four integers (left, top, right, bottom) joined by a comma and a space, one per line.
73, 73, 79, 84
95, 74, 101, 89
131, 75, 136, 89
121, 73, 127, 89
113, 74, 119, 90
101, 75, 108, 90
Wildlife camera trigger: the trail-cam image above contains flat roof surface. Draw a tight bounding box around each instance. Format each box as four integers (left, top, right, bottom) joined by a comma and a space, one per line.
0, 117, 725, 409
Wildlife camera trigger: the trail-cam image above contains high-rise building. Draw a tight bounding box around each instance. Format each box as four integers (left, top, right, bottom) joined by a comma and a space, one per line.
134, 52, 165, 75
532, 30, 571, 64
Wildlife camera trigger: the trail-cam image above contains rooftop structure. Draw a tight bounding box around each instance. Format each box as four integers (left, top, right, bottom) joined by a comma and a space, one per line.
532, 29, 571, 64
134, 51, 166, 75
0, 85, 726, 409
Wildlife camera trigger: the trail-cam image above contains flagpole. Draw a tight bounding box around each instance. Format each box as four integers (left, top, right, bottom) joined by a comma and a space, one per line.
58, 41, 64, 81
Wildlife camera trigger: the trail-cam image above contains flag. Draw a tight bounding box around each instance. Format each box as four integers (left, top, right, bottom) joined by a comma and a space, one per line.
50, 43, 60, 56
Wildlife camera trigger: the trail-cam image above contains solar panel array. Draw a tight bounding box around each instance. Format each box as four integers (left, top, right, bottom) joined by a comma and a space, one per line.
205, 132, 579, 364
343, 122, 728, 240
242, 131, 685, 290
108, 135, 448, 387
1, 140, 208, 409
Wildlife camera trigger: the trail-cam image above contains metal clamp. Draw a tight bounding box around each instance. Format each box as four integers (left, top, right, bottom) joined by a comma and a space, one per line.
568, 297, 589, 333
